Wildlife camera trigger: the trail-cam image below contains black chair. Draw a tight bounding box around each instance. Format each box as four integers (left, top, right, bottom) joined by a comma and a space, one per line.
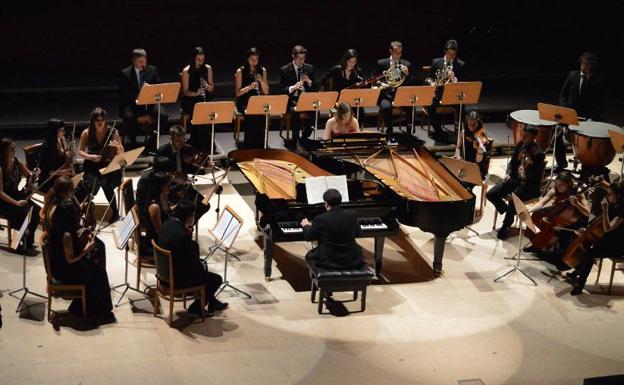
308, 263, 374, 314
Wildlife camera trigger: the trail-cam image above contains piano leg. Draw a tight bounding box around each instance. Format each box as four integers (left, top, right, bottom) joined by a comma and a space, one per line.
262, 227, 274, 281
374, 236, 385, 276
432, 235, 448, 278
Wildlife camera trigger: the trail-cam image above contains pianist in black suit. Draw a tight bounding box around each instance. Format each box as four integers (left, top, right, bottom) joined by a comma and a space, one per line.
158, 200, 227, 315
118, 48, 169, 150
374, 41, 411, 135
279, 45, 317, 149
555, 52, 606, 171
301, 189, 365, 270
427, 39, 465, 143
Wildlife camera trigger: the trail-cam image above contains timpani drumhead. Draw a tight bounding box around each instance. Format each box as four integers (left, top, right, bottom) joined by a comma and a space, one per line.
568, 121, 624, 138
509, 110, 556, 127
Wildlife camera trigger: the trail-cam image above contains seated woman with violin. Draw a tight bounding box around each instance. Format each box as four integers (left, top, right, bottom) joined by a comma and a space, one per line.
0, 138, 41, 255
140, 172, 171, 253
323, 102, 361, 141
44, 176, 113, 321
455, 111, 490, 180
38, 119, 75, 193
78, 107, 124, 223
566, 181, 624, 295
523, 171, 590, 260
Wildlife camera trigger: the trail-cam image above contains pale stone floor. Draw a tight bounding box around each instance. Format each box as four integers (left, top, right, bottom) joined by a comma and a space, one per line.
1, 153, 623, 385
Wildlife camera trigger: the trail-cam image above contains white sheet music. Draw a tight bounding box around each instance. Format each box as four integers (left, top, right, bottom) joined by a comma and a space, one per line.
214, 210, 234, 240
222, 219, 242, 249
213, 208, 241, 249
114, 212, 138, 250
11, 207, 33, 250
304, 175, 349, 204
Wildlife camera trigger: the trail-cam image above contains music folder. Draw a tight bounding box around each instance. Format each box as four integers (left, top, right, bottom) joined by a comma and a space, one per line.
135, 82, 181, 106
440, 156, 482, 186
112, 207, 139, 250
440, 81, 482, 106
210, 205, 244, 250
512, 193, 539, 234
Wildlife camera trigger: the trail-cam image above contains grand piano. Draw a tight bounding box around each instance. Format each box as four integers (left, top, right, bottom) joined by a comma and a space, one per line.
312, 133, 475, 276
229, 149, 399, 280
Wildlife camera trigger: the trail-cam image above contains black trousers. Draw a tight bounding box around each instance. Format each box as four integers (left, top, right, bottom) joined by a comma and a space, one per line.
0, 193, 41, 247
486, 179, 540, 229
121, 105, 169, 148
554, 130, 567, 169
575, 230, 623, 285
84, 170, 121, 220
243, 114, 265, 149
288, 106, 310, 143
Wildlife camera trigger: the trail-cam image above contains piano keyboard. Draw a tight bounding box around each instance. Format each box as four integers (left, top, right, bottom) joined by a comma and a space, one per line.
278, 217, 388, 234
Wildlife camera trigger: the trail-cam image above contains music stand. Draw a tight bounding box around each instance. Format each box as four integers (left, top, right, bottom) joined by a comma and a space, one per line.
295, 91, 338, 140
245, 95, 288, 149
136, 82, 181, 149
537, 103, 579, 181
110, 207, 145, 307
9, 207, 46, 312
205, 205, 251, 299
440, 156, 482, 237
494, 193, 538, 286
100, 146, 145, 217
191, 101, 235, 168
441, 82, 482, 159
393, 86, 436, 134
337, 88, 381, 129
608, 129, 624, 179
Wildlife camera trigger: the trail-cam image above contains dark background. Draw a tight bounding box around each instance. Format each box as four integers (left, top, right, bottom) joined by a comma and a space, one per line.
0, 0, 623, 127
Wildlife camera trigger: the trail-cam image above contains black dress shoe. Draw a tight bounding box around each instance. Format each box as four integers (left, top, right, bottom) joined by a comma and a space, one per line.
522, 245, 541, 254
570, 286, 583, 296
208, 300, 229, 312
187, 301, 214, 317
497, 227, 509, 240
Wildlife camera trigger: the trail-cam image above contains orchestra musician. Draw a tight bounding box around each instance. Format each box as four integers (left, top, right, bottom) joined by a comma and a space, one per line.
568, 181, 624, 295
38, 118, 73, 193
426, 39, 465, 143
555, 52, 606, 172
301, 188, 365, 270
43, 176, 114, 322
322, 102, 361, 140
155, 125, 210, 220
136, 156, 173, 213
375, 41, 410, 135
235, 47, 269, 149
454, 111, 490, 180
181, 46, 215, 150
140, 172, 171, 253
158, 199, 228, 316
279, 45, 317, 150
0, 138, 41, 255
322, 49, 363, 92
78, 107, 124, 223
523, 171, 590, 260
118, 48, 168, 150
487, 125, 546, 240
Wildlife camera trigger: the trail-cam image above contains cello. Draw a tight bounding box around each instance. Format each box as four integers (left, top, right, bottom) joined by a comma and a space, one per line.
562, 212, 606, 268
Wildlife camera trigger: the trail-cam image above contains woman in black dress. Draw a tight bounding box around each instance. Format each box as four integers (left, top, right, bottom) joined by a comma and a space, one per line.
181, 46, 215, 149
140, 171, 171, 249
0, 138, 41, 255
235, 47, 269, 148
322, 49, 363, 91
78, 107, 123, 222
44, 176, 113, 320
38, 119, 73, 193
454, 111, 491, 180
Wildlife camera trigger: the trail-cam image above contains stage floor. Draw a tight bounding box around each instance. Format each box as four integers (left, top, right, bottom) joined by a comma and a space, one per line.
1, 152, 623, 384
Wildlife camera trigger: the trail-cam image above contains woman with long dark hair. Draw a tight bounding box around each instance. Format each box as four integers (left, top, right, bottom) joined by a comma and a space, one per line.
181, 46, 214, 149
322, 49, 363, 91
38, 119, 73, 193
44, 176, 113, 321
235, 47, 269, 148
0, 138, 41, 255
140, 171, 171, 248
78, 107, 124, 222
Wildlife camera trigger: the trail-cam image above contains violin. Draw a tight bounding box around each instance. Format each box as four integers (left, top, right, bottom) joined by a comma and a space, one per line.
525, 183, 594, 251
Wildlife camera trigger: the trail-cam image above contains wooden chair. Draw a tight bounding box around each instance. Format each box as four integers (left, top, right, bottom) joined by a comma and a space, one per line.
233, 111, 244, 144
23, 143, 43, 171
377, 107, 406, 133
595, 256, 624, 295
136, 116, 155, 147
130, 205, 153, 290
152, 239, 205, 326
120, 178, 135, 217
40, 232, 86, 322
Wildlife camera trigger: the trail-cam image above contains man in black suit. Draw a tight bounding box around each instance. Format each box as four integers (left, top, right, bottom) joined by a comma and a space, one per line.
427, 39, 465, 143
158, 200, 227, 316
118, 48, 169, 150
155, 125, 210, 220
375, 41, 411, 135
279, 45, 317, 149
556, 52, 606, 171
487, 125, 546, 240
301, 189, 365, 270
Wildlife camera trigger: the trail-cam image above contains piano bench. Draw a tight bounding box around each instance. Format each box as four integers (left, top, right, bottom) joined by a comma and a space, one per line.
308, 264, 374, 314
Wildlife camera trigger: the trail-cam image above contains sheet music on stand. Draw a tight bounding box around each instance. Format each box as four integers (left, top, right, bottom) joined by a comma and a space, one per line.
212, 206, 243, 249
11, 207, 33, 250
112, 209, 139, 250
304, 175, 349, 204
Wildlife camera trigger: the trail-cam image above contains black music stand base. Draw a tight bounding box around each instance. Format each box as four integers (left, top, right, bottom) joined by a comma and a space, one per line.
112, 245, 150, 307
10, 250, 47, 312
494, 225, 537, 286
205, 244, 251, 299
